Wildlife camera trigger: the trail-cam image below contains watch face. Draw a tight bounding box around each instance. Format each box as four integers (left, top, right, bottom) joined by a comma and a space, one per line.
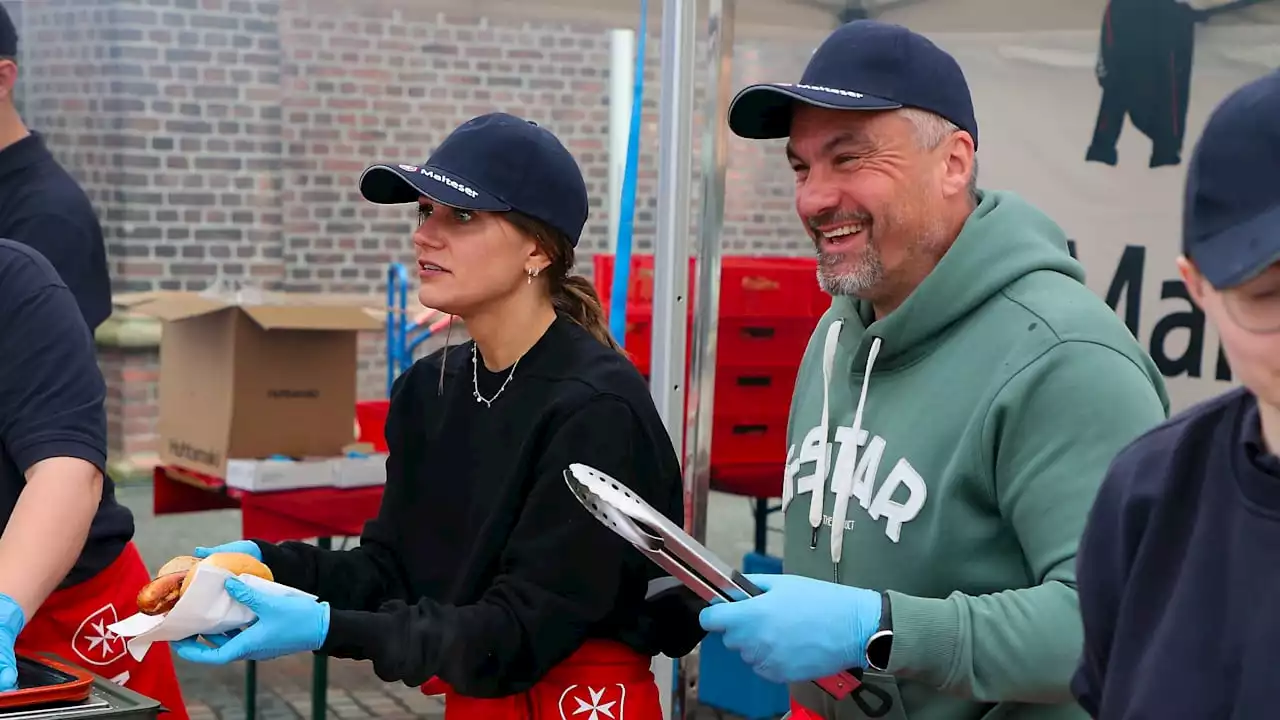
867, 630, 893, 672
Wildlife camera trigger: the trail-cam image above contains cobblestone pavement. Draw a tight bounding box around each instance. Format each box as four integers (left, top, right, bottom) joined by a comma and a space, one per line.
175, 658, 444, 720
116, 483, 781, 719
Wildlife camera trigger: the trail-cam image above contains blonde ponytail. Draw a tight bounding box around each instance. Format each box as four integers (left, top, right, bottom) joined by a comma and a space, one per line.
553, 275, 623, 353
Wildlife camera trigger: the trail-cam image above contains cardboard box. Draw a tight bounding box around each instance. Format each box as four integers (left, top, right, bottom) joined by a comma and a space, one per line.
332, 453, 389, 488
115, 290, 384, 478
225, 457, 336, 493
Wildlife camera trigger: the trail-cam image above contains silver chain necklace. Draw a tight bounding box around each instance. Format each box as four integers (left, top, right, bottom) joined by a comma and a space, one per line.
472, 342, 520, 408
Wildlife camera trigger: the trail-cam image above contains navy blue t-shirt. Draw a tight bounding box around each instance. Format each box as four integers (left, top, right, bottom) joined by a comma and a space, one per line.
0, 239, 133, 587
0, 132, 112, 331
1072, 387, 1280, 719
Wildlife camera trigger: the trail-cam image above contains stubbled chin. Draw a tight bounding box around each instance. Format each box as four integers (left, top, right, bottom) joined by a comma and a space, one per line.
818, 251, 861, 269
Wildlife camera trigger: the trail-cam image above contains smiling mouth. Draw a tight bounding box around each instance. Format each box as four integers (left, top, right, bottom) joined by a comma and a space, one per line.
419, 261, 450, 273
822, 224, 864, 239
815, 222, 867, 250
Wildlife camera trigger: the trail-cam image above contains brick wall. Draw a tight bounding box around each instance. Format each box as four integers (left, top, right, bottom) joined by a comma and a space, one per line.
13, 0, 823, 469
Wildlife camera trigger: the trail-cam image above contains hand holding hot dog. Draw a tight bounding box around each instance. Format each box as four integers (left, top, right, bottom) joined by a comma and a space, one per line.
172, 579, 330, 664
136, 552, 273, 616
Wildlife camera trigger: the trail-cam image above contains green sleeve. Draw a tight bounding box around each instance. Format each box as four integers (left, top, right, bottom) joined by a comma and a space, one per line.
885, 340, 1168, 702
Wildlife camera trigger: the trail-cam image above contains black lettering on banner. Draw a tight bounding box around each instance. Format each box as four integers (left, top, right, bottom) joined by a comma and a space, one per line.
1151, 280, 1204, 378
1216, 345, 1232, 381
1104, 245, 1145, 337
1066, 240, 1233, 383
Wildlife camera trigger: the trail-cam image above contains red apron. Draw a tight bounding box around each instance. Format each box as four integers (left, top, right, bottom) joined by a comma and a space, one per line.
421, 639, 662, 720
15, 542, 189, 720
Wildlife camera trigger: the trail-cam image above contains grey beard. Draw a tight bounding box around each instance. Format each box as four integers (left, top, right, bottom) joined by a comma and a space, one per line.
816, 250, 884, 297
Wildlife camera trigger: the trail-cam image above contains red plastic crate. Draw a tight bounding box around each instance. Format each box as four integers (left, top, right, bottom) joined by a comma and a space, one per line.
608, 317, 814, 377
715, 365, 800, 417
594, 254, 829, 318
711, 412, 789, 467
594, 254, 827, 498
720, 257, 830, 318
593, 255, 696, 312
711, 463, 784, 498
601, 314, 694, 377
717, 318, 813, 368
595, 254, 826, 371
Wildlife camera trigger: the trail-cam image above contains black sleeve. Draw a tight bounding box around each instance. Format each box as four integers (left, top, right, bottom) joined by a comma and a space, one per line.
320, 394, 648, 696
6, 214, 78, 279
0, 264, 107, 476
1070, 445, 1150, 717
5, 213, 110, 330
255, 370, 415, 610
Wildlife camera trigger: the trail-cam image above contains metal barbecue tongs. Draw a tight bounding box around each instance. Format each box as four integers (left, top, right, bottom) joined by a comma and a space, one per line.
564, 463, 893, 718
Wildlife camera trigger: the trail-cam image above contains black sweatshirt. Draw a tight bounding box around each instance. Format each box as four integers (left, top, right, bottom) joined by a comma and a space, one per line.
256, 316, 704, 696
1072, 388, 1280, 718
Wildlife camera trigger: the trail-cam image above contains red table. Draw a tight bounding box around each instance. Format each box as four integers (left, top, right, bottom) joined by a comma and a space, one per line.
152, 464, 384, 720
152, 465, 383, 540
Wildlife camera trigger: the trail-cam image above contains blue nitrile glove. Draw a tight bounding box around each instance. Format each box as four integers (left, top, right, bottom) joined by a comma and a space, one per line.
171, 577, 329, 664
194, 540, 263, 562
699, 574, 882, 685
0, 594, 25, 691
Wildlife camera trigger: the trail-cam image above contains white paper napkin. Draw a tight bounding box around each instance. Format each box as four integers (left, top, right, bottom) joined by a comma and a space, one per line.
107, 563, 317, 661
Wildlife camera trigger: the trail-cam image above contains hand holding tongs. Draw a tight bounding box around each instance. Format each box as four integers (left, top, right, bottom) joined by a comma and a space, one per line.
564, 463, 893, 718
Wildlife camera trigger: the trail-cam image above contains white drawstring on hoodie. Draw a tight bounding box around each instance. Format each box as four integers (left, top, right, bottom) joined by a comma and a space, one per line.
831, 331, 880, 565
807, 321, 845, 533
792, 318, 883, 566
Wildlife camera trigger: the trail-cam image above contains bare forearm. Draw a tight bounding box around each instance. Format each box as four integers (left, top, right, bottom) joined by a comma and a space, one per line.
0, 458, 102, 619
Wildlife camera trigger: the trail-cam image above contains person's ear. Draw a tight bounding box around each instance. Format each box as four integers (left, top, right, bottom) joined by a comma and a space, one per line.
525, 238, 552, 276
0, 59, 17, 103
1176, 255, 1208, 310
939, 131, 976, 200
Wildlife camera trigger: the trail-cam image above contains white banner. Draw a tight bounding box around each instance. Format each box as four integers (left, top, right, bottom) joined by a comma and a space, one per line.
929, 25, 1279, 412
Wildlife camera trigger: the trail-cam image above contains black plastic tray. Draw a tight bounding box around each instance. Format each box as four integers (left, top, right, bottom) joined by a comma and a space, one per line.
0, 655, 164, 720
0, 656, 93, 711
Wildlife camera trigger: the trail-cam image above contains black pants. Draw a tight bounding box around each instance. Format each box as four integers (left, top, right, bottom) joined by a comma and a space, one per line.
1087, 0, 1195, 168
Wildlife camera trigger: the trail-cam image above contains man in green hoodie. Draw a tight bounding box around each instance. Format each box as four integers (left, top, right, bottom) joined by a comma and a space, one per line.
698, 20, 1171, 720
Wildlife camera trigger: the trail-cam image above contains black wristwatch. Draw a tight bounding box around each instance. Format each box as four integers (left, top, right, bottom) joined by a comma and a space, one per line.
865, 591, 893, 672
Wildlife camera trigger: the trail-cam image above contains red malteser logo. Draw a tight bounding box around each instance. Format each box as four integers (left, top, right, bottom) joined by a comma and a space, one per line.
558, 684, 626, 720
72, 604, 127, 666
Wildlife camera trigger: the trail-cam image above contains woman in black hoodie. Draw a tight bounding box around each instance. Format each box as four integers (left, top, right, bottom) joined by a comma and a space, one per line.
176, 113, 703, 720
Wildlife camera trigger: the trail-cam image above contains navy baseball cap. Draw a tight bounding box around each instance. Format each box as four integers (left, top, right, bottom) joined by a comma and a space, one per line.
359, 112, 589, 246
0, 2, 16, 57
1182, 69, 1280, 290
728, 20, 978, 148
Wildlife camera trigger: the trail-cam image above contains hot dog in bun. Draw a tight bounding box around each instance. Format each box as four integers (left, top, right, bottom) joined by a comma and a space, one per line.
136, 552, 273, 615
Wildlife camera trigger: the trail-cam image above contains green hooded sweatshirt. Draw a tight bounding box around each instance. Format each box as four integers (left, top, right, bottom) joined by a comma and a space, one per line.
781, 191, 1169, 720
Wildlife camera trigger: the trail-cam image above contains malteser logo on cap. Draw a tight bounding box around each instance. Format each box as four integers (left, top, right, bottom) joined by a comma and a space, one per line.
778, 83, 865, 100
424, 169, 479, 198
403, 166, 480, 199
